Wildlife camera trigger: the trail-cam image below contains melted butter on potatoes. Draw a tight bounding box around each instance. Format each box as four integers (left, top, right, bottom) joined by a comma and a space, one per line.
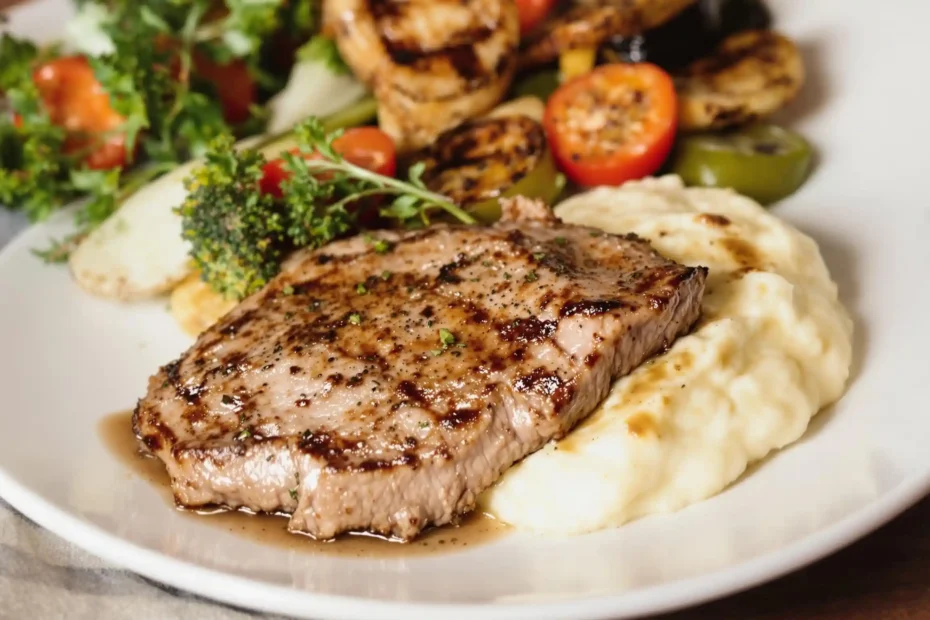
480, 175, 853, 535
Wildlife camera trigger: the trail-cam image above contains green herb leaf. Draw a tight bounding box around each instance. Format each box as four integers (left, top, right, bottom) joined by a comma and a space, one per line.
439, 328, 457, 347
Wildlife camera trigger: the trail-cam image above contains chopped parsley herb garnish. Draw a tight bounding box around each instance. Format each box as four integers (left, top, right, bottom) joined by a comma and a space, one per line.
356, 282, 368, 295
235, 428, 251, 441
482, 260, 493, 268
589, 230, 603, 237
431, 328, 464, 357
555, 237, 568, 246
289, 488, 298, 501
221, 394, 235, 405
348, 312, 362, 325
525, 270, 539, 283
284, 311, 294, 320
533, 252, 547, 261
282, 285, 295, 296
439, 328, 457, 347
418, 421, 430, 429
381, 270, 393, 281
365, 233, 394, 254
503, 272, 512, 280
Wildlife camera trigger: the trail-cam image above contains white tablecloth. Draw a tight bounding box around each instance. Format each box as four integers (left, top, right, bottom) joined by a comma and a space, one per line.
0, 211, 270, 619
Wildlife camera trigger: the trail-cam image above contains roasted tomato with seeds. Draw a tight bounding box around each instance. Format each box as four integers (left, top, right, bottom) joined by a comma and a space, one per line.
544, 63, 678, 187
32, 56, 131, 170
260, 126, 397, 198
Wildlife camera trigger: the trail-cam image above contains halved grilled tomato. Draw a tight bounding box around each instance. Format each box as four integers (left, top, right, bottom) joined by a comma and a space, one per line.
544, 63, 678, 186
260, 126, 397, 198
416, 115, 562, 223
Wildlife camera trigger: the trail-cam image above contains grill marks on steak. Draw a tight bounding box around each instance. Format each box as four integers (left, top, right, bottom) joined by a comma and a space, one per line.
134, 201, 707, 540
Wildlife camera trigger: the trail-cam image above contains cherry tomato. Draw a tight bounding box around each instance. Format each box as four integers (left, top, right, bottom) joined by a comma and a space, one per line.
543, 63, 678, 187
32, 56, 130, 170
516, 0, 557, 36
192, 53, 257, 125
260, 127, 397, 198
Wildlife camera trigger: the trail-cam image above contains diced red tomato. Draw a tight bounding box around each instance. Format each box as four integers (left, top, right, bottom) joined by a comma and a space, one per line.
32, 56, 130, 170
515, 0, 557, 36
260, 127, 397, 198
544, 63, 678, 187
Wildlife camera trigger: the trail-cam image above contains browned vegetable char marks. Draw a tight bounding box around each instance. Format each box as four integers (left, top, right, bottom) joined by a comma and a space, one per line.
135, 198, 707, 540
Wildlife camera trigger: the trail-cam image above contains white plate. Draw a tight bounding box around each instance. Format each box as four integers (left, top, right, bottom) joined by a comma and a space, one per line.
2, 1, 930, 618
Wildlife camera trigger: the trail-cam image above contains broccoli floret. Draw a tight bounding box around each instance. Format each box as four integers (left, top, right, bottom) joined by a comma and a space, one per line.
177, 136, 291, 300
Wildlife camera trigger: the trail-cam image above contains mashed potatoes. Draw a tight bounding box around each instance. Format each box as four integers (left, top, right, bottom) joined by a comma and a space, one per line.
480, 175, 853, 534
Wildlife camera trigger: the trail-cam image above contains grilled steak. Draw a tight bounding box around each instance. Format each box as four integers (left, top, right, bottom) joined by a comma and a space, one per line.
134, 198, 707, 540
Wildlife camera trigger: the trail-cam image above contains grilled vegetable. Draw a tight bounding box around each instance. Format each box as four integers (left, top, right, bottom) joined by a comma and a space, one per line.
670, 124, 813, 204
511, 69, 561, 101
544, 63, 677, 187
601, 0, 772, 71
519, 0, 696, 71
417, 115, 562, 222
325, 0, 520, 152
676, 30, 804, 131
559, 47, 597, 81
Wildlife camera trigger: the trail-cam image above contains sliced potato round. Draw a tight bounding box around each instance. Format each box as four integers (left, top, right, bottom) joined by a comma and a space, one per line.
170, 273, 237, 337
676, 30, 805, 131
69, 163, 194, 301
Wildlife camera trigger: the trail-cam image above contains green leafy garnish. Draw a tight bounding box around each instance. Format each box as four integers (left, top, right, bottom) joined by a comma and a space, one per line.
178, 134, 290, 300
1, 0, 321, 257
179, 117, 476, 299
439, 328, 457, 347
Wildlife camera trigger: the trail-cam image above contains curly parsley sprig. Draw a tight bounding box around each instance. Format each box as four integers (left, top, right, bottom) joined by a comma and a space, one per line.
283, 117, 477, 229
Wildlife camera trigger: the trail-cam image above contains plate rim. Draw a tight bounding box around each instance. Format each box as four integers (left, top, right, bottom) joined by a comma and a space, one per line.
3, 450, 928, 620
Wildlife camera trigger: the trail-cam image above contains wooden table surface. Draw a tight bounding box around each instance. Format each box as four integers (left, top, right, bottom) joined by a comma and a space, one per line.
658, 494, 930, 619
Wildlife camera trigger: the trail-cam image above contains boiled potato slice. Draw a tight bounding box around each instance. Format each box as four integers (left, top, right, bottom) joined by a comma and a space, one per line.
69, 134, 298, 301
69, 163, 194, 301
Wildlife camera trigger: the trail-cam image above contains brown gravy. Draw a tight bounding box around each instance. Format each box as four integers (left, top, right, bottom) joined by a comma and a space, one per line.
99, 411, 510, 557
